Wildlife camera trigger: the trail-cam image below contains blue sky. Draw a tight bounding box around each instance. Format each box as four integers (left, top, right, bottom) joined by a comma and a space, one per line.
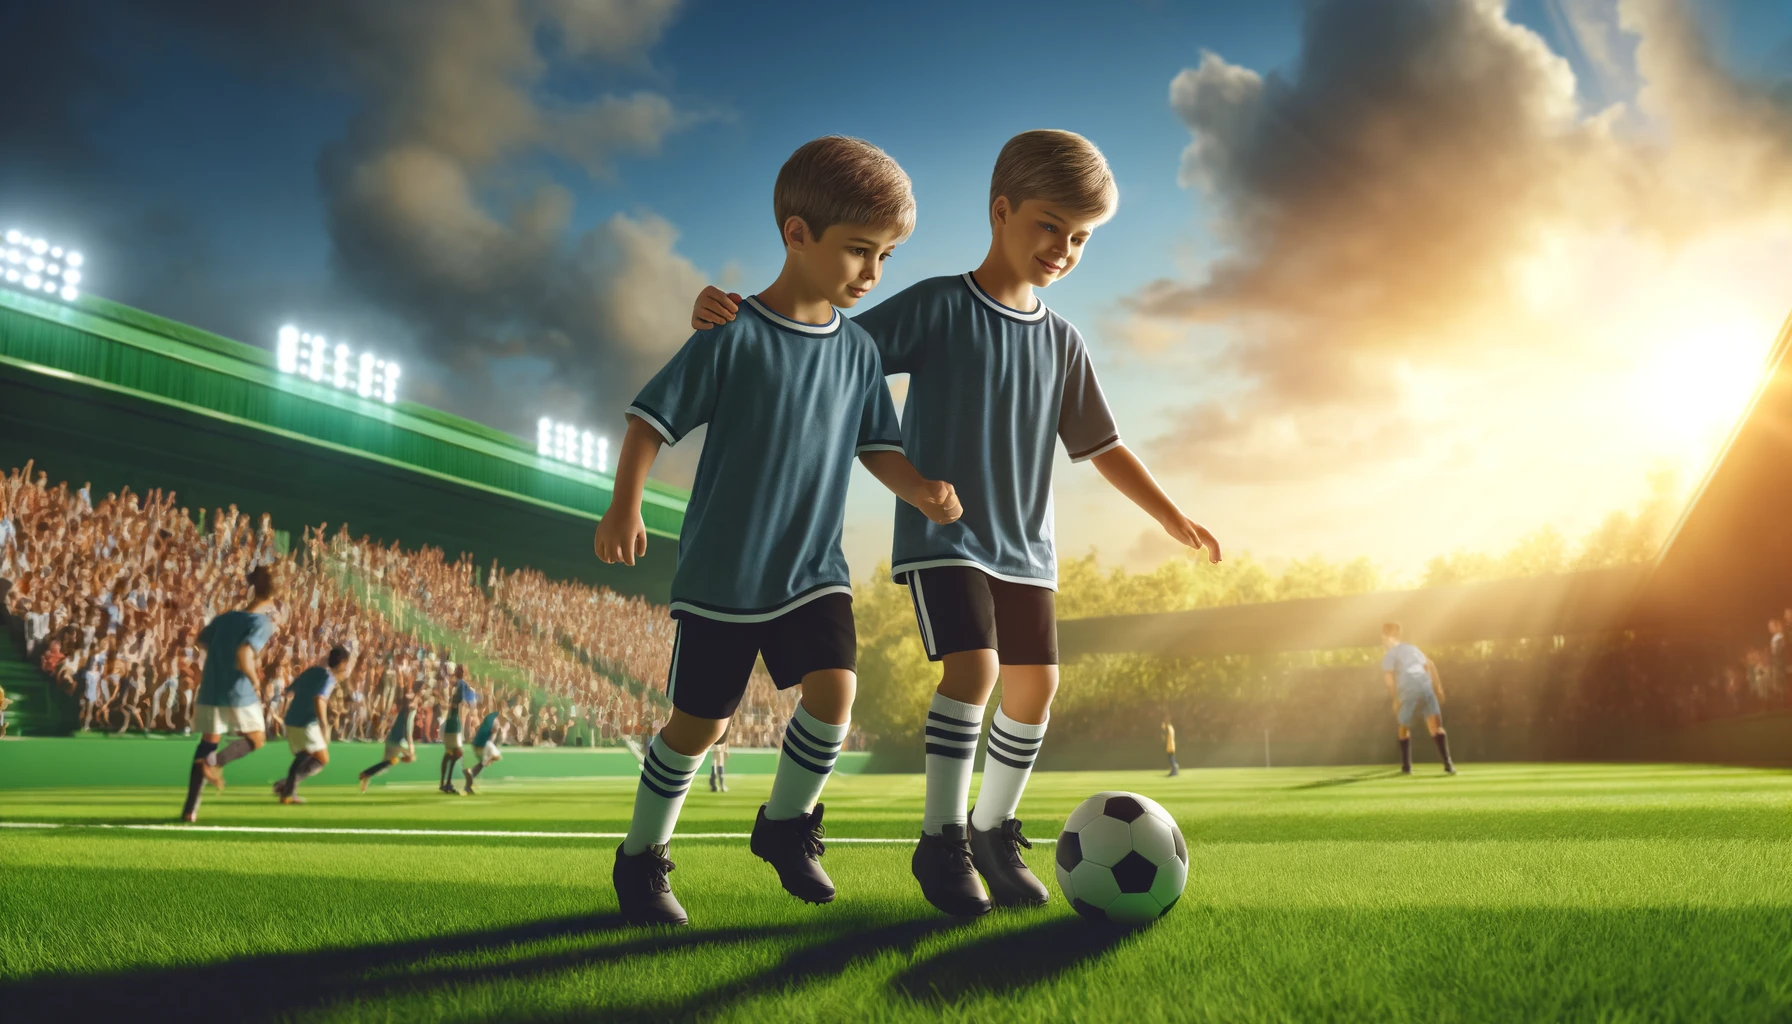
6, 0, 1791, 584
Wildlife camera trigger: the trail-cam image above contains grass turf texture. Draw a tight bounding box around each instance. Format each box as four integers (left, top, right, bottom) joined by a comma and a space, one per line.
2, 764, 1790, 1022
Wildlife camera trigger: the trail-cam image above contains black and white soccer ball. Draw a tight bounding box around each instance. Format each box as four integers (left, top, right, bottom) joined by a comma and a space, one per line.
1054, 791, 1188, 924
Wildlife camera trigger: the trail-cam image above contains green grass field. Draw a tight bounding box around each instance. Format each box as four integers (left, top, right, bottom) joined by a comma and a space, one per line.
3, 762, 1791, 1022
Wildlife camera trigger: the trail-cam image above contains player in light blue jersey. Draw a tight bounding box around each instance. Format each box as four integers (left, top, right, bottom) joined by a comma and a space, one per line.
181, 565, 281, 822
597, 136, 963, 928
1381, 623, 1456, 774
359, 681, 417, 792
689, 130, 1221, 917
462, 710, 501, 794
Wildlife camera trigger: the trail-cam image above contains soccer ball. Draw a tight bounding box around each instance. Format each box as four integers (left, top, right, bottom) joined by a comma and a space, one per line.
1054, 791, 1188, 924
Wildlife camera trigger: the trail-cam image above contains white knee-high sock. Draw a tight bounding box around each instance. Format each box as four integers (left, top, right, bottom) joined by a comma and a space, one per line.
621, 734, 703, 855
765, 705, 848, 820
922, 694, 983, 835
971, 706, 1047, 832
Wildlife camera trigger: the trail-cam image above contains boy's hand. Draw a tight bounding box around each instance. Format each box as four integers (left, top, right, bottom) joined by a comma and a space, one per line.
913, 479, 963, 525
1160, 514, 1222, 564
691, 287, 740, 331
593, 508, 648, 566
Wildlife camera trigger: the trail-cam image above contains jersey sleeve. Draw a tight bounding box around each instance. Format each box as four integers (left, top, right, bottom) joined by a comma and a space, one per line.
1059, 331, 1123, 463
626, 331, 721, 445
1380, 650, 1395, 671
852, 286, 924, 375
245, 615, 275, 652
198, 618, 217, 648
318, 674, 336, 700
855, 358, 905, 456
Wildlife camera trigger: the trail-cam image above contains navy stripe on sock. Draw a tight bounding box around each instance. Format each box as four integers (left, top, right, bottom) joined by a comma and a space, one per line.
927, 711, 981, 729
782, 727, 839, 764
986, 733, 1039, 759
985, 746, 1036, 770
642, 758, 689, 792
646, 748, 696, 781
990, 722, 1043, 749
924, 725, 979, 743
787, 716, 838, 751
781, 741, 834, 775
926, 742, 975, 760
638, 771, 689, 801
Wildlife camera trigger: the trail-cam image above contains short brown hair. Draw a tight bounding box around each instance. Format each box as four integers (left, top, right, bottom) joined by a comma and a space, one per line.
989, 129, 1118, 225
774, 136, 915, 243
1382, 622, 1402, 638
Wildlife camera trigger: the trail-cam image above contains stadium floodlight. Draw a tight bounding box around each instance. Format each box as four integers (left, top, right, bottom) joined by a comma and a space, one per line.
538, 417, 609, 472
0, 228, 81, 304
275, 323, 400, 403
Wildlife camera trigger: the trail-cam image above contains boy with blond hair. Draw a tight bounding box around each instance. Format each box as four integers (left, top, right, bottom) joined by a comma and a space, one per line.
597, 135, 964, 927
1381, 622, 1455, 774
691, 130, 1220, 917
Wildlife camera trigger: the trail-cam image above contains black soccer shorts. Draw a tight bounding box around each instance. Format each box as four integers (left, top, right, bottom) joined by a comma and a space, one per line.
665, 593, 856, 720
904, 565, 1058, 665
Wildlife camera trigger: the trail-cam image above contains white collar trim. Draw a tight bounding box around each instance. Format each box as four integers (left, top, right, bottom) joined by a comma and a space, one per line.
743, 296, 840, 334
962, 272, 1047, 322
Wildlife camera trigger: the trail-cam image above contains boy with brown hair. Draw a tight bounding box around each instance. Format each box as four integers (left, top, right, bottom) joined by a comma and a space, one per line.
689, 129, 1220, 917
596, 135, 964, 927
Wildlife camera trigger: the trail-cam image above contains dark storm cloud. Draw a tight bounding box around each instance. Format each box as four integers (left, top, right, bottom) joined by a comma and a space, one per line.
1124, 0, 1792, 483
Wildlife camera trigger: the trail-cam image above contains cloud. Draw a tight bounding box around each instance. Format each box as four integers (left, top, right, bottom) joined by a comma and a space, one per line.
1121, 0, 1792, 483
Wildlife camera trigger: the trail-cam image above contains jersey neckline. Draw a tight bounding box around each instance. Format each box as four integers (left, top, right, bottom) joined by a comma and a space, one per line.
743, 295, 842, 335
961, 272, 1047, 323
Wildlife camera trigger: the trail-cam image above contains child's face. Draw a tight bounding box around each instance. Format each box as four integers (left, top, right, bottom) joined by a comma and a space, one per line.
794, 221, 904, 309
992, 198, 1102, 289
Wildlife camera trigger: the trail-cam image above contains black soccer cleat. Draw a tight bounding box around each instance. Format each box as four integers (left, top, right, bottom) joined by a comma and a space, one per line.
750, 803, 836, 904
969, 814, 1050, 908
912, 824, 991, 917
613, 843, 688, 926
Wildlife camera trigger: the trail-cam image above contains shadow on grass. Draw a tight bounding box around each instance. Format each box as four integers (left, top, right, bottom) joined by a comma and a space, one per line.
0, 911, 795, 1021
888, 915, 1139, 1004
1289, 769, 1405, 790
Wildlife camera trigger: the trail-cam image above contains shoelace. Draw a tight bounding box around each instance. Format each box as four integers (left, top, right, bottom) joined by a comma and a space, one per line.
801, 805, 827, 860
646, 850, 677, 894
999, 819, 1033, 867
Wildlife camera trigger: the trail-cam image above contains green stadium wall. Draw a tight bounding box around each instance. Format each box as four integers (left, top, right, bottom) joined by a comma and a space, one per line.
0, 288, 685, 601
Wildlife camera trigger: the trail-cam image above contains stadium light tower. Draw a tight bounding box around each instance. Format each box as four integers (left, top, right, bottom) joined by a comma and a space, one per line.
2, 228, 83, 303
275, 323, 400, 403
538, 416, 609, 472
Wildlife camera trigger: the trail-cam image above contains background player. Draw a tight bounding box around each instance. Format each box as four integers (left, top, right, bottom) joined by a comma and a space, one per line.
439, 666, 476, 795
463, 708, 501, 794
1162, 717, 1179, 777
708, 726, 729, 793
360, 680, 416, 792
1381, 622, 1456, 774
181, 565, 281, 822
277, 645, 355, 804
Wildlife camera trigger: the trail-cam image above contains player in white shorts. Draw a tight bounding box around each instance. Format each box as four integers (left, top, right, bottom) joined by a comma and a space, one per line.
181, 565, 281, 822
359, 683, 417, 792
275, 645, 357, 804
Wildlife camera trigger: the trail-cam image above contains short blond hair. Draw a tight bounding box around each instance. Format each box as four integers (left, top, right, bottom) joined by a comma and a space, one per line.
989, 129, 1118, 225
1382, 622, 1402, 638
773, 136, 915, 244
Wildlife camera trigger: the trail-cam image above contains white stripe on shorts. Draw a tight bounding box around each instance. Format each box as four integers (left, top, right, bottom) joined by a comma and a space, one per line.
909, 573, 938, 657
666, 620, 683, 704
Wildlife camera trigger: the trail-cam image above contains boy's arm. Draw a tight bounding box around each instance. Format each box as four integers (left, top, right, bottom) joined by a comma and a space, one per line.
593, 417, 665, 566
1384, 671, 1399, 711
857, 452, 962, 525
1427, 659, 1444, 702
1089, 446, 1221, 563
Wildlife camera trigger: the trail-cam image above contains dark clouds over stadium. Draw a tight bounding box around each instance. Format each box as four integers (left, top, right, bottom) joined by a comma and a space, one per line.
1, 0, 710, 461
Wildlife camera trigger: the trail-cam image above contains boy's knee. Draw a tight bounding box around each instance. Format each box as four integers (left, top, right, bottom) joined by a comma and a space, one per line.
798, 670, 856, 723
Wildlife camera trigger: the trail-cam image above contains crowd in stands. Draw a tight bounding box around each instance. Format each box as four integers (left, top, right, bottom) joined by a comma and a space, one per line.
0, 461, 856, 751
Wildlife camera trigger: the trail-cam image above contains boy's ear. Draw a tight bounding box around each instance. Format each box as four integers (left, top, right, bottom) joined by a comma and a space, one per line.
991, 195, 1012, 227
782, 215, 811, 250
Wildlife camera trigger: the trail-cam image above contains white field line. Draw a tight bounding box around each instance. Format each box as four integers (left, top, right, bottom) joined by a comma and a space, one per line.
0, 821, 1054, 844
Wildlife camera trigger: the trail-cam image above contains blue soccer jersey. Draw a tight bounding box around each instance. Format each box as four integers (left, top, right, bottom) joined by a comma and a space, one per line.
853, 273, 1121, 589
1382, 643, 1433, 692
283, 666, 336, 728
628, 297, 903, 621
195, 610, 276, 707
